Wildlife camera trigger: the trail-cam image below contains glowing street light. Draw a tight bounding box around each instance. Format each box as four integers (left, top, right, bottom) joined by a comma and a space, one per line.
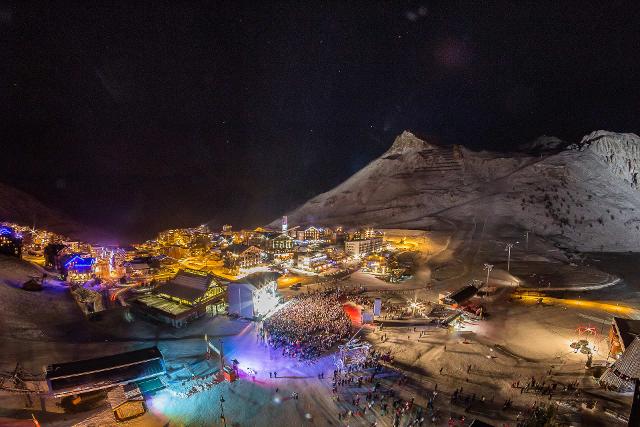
505, 243, 514, 272
483, 263, 494, 286
410, 301, 419, 316
408, 293, 422, 316
220, 395, 226, 426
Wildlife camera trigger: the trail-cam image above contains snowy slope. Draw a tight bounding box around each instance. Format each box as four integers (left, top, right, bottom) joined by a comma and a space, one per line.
276, 130, 640, 251
0, 182, 110, 243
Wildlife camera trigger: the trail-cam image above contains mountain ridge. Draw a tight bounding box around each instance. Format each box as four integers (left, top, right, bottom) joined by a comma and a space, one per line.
0, 182, 112, 244
275, 130, 640, 251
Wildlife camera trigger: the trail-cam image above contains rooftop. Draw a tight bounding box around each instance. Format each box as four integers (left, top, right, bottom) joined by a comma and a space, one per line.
446, 284, 478, 305
46, 346, 165, 397
47, 346, 163, 379
225, 243, 249, 254
155, 269, 216, 303
135, 294, 193, 316
233, 271, 281, 290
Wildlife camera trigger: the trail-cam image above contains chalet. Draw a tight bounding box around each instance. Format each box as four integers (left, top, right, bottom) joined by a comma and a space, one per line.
296, 249, 331, 272
223, 244, 262, 269
345, 237, 383, 257
303, 226, 321, 241
264, 233, 294, 254
600, 336, 640, 392
133, 269, 226, 327
61, 254, 95, 284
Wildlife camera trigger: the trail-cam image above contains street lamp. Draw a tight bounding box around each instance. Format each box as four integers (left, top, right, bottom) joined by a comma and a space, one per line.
220, 395, 226, 427
483, 263, 494, 286
505, 243, 514, 272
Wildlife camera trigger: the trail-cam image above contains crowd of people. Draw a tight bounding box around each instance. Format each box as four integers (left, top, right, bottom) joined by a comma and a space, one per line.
331, 348, 442, 426
262, 290, 353, 360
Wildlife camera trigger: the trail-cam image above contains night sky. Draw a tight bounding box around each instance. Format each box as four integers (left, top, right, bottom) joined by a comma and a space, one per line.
3, 2, 640, 241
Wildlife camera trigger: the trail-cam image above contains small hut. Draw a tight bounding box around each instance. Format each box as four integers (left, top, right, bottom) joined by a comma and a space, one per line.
107, 383, 146, 421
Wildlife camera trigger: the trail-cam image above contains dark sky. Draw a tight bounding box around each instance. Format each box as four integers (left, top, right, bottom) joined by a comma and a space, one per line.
3, 1, 640, 241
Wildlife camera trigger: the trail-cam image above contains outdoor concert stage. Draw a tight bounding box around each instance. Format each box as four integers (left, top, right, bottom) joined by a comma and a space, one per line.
145, 299, 364, 425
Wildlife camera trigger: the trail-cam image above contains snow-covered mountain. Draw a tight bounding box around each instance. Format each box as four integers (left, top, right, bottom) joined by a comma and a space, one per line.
0, 182, 110, 243
277, 130, 640, 251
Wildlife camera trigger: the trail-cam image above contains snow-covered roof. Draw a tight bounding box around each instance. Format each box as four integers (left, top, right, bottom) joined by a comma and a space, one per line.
600, 336, 640, 392
232, 271, 281, 290
156, 269, 216, 303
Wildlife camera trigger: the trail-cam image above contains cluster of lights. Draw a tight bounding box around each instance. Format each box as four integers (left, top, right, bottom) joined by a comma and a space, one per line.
63, 255, 95, 269
0, 227, 13, 235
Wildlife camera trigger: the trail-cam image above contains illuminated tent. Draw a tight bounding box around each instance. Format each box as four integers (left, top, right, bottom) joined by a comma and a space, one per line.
600, 336, 640, 392
227, 272, 281, 319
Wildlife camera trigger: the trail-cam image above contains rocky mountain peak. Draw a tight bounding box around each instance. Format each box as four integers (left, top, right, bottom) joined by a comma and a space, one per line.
518, 135, 566, 153
574, 130, 640, 190
577, 130, 640, 151
386, 131, 436, 155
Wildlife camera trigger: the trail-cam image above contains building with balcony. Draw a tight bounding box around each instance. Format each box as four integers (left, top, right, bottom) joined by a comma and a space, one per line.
303, 226, 321, 241
264, 233, 294, 255
344, 237, 383, 258
223, 244, 263, 270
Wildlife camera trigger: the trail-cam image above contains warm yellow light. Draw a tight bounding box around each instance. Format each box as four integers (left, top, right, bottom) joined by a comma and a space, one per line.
519, 295, 637, 316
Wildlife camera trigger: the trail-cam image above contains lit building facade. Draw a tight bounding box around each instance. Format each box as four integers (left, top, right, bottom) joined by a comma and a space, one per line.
296, 250, 332, 272
162, 245, 189, 260
303, 226, 321, 241
0, 226, 22, 258
264, 233, 294, 254
62, 255, 96, 284
223, 244, 263, 270
133, 269, 226, 327
362, 254, 388, 275
345, 237, 383, 258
